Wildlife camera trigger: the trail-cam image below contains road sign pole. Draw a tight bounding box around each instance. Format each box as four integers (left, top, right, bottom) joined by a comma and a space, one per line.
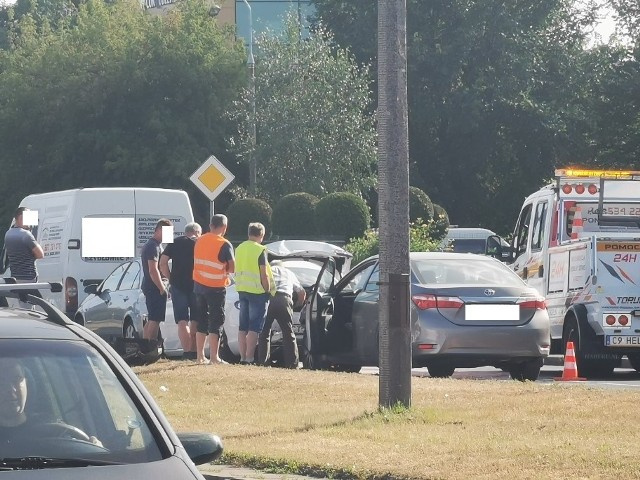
209, 200, 215, 223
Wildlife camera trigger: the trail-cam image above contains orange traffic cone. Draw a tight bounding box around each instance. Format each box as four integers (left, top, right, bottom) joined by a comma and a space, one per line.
554, 341, 586, 381
570, 206, 584, 239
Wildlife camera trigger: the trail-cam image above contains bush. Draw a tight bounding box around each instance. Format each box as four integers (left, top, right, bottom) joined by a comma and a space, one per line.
225, 198, 272, 240
432, 203, 450, 238
272, 193, 319, 236
345, 219, 444, 264
409, 186, 434, 222
315, 192, 370, 242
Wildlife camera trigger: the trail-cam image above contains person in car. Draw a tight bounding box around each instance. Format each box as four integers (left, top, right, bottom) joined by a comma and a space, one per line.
257, 261, 306, 369
0, 357, 103, 446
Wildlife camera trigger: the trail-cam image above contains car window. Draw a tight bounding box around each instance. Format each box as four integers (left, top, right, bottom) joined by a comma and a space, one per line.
119, 262, 141, 291
101, 263, 128, 292
315, 260, 335, 294
412, 258, 525, 287
341, 263, 375, 293
363, 265, 380, 292
0, 339, 163, 464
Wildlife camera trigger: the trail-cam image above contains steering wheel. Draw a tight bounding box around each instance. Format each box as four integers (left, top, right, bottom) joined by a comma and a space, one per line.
32, 422, 93, 443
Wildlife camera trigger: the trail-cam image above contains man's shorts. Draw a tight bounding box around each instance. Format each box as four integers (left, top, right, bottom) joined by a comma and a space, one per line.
238, 292, 270, 333
170, 285, 199, 323
145, 289, 167, 322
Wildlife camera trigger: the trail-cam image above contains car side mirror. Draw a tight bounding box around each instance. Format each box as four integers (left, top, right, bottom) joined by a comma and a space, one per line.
177, 432, 223, 465
84, 284, 99, 295
486, 235, 509, 262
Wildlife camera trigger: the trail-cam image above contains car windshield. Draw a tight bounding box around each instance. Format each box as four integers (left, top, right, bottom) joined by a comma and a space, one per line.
412, 258, 525, 287
0, 339, 163, 464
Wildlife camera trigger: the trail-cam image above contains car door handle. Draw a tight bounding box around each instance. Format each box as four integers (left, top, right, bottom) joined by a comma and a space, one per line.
123, 296, 129, 302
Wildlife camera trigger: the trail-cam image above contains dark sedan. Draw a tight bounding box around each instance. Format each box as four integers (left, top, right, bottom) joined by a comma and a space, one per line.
301, 252, 550, 380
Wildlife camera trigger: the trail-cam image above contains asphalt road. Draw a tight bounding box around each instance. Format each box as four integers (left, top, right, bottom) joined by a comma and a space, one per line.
361, 355, 640, 389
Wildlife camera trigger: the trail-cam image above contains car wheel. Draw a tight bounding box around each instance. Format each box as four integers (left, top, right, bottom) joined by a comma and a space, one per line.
509, 359, 542, 381
123, 318, 138, 339
219, 331, 240, 364
628, 354, 640, 373
427, 364, 455, 378
563, 315, 615, 378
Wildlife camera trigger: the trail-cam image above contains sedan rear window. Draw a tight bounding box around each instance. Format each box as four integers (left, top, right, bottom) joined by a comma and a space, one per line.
412, 258, 525, 287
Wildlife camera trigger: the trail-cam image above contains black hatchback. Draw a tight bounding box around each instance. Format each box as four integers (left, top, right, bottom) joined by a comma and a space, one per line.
0, 280, 222, 477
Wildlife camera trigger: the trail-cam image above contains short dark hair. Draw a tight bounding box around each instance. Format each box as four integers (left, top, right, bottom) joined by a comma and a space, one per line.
210, 214, 228, 229
155, 218, 172, 231
14, 206, 29, 221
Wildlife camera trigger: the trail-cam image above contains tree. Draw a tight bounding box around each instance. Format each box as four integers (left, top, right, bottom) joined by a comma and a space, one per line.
227, 12, 377, 204
0, 0, 246, 223
311, 0, 610, 234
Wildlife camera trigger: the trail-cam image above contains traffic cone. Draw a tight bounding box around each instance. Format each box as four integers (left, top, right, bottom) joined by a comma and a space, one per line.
570, 206, 584, 239
554, 341, 586, 381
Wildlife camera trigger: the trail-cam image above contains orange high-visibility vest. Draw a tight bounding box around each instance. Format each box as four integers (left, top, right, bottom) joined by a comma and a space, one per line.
192, 233, 232, 288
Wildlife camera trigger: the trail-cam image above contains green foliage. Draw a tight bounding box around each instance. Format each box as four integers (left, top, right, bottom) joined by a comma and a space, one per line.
409, 186, 434, 222
225, 198, 272, 240
345, 219, 445, 265
0, 0, 246, 223
315, 192, 370, 241
227, 12, 377, 202
432, 204, 450, 238
272, 192, 319, 236
312, 0, 614, 233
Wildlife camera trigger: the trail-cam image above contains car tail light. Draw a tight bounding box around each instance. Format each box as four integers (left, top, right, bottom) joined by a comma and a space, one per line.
517, 297, 547, 310
619, 315, 629, 326
588, 184, 598, 194
603, 313, 632, 327
65, 277, 78, 313
575, 184, 585, 194
562, 184, 573, 194
412, 294, 463, 310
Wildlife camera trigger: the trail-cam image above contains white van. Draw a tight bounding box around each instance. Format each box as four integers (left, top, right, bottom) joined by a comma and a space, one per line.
1, 188, 194, 315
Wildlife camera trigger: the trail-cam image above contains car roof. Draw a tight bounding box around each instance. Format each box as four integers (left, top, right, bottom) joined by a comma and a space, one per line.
0, 312, 80, 340
444, 227, 497, 240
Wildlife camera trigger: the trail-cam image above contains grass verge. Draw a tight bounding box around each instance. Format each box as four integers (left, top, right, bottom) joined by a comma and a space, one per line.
136, 360, 640, 479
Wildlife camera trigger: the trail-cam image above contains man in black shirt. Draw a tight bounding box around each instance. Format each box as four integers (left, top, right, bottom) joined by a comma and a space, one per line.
141, 219, 172, 341
159, 222, 202, 360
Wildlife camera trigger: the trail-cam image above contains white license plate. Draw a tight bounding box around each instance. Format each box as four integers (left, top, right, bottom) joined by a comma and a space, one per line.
465, 304, 519, 321
605, 335, 640, 347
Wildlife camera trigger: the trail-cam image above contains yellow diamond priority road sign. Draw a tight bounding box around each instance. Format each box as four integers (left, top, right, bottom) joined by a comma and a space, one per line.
190, 155, 235, 201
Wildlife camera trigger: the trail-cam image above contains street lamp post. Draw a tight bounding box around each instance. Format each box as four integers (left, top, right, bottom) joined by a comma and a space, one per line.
242, 0, 257, 196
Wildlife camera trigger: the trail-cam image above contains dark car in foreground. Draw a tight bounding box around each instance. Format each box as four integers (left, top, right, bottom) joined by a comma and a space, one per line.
0, 280, 222, 477
302, 252, 550, 380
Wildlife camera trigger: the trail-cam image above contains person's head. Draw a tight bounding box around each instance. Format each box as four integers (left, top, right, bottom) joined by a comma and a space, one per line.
185, 222, 202, 239
0, 358, 27, 427
247, 222, 265, 242
154, 218, 173, 241
209, 214, 228, 235
13, 207, 30, 229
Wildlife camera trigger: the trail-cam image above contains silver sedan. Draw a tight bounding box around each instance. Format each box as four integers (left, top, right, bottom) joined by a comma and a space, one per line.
302, 252, 551, 380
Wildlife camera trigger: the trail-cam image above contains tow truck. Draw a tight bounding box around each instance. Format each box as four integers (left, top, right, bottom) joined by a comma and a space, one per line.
491, 168, 640, 377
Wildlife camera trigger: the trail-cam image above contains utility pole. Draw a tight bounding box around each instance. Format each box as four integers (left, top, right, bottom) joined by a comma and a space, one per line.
377, 0, 411, 408
242, 0, 257, 196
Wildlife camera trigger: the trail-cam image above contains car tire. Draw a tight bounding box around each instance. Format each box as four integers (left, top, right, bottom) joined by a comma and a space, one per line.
219, 331, 240, 364
628, 354, 640, 373
427, 364, 455, 378
509, 359, 542, 381
300, 339, 324, 370
563, 314, 616, 378
123, 318, 138, 339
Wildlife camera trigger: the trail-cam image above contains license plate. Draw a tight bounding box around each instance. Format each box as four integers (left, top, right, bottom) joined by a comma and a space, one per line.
465, 305, 519, 321
605, 335, 640, 347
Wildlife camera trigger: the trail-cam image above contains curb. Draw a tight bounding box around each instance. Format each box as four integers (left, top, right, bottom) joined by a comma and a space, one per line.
544, 354, 631, 369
